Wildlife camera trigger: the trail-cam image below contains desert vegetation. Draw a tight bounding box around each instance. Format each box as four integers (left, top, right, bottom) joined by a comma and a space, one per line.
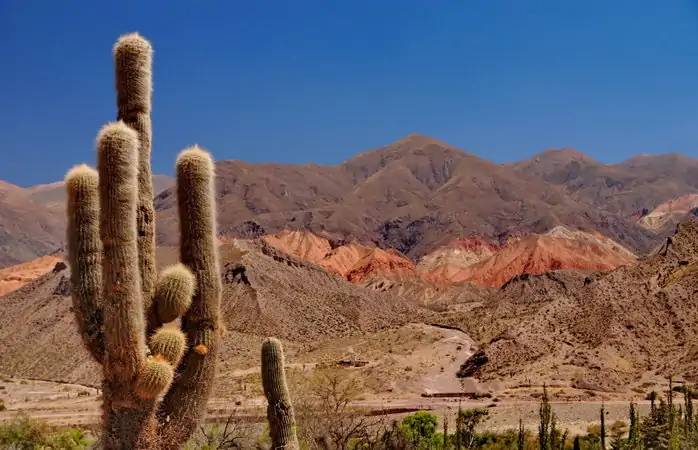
4, 380, 698, 449
63, 31, 225, 449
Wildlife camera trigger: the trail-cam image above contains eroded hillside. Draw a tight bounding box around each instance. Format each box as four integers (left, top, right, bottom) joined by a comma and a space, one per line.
453, 219, 698, 391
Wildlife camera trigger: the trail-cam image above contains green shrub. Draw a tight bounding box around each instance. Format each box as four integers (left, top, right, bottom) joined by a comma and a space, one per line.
0, 413, 90, 449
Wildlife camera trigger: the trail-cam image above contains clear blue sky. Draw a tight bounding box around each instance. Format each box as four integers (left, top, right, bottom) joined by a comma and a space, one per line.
3, 1, 698, 186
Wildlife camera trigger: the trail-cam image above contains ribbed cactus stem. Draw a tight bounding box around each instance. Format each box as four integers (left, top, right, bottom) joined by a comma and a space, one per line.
261, 337, 299, 450
158, 146, 222, 445
97, 121, 147, 380
114, 33, 158, 335
65, 165, 105, 365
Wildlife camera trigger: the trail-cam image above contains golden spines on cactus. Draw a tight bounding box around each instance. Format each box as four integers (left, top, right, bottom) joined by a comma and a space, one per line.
136, 355, 174, 399
97, 121, 147, 380
261, 337, 299, 450
114, 32, 158, 335
67, 32, 223, 449
65, 165, 104, 364
154, 263, 195, 323
175, 146, 218, 245
157, 145, 222, 443
114, 33, 152, 114
149, 327, 187, 367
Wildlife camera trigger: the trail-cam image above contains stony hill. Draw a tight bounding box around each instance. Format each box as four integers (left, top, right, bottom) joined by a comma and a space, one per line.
154, 134, 665, 259
5, 134, 698, 269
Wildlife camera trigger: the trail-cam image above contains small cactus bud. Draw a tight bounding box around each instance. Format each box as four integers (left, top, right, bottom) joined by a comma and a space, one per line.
149, 327, 187, 367
135, 355, 174, 399
154, 263, 195, 323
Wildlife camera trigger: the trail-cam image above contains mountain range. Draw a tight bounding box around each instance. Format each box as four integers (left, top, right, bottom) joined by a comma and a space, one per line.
3, 133, 697, 270
4, 133, 698, 400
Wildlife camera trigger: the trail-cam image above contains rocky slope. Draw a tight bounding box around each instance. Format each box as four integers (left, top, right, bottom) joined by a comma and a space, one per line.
0, 181, 64, 268
3, 214, 698, 395
416, 238, 499, 276
154, 134, 661, 259
262, 229, 421, 283
422, 227, 637, 287
219, 239, 421, 341
0, 238, 423, 385
512, 148, 698, 219
454, 218, 698, 390
9, 135, 698, 268
0, 255, 63, 296
0, 175, 173, 269
444, 234, 634, 287
263, 227, 637, 289
638, 194, 698, 234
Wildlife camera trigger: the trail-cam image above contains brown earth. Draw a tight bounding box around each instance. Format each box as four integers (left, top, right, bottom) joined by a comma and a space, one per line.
0, 375, 658, 439
0, 238, 424, 388
638, 193, 698, 233
0, 175, 173, 269
153, 134, 662, 260
433, 232, 636, 288
1, 220, 696, 432
0, 255, 63, 296
451, 218, 698, 391
0, 181, 64, 268
1, 220, 688, 396
511, 148, 698, 220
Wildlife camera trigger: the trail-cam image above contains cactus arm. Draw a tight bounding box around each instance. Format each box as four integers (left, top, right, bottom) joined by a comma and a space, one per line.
65, 165, 106, 365
97, 121, 148, 380
114, 33, 158, 336
159, 146, 222, 444
261, 338, 300, 450
96, 121, 164, 450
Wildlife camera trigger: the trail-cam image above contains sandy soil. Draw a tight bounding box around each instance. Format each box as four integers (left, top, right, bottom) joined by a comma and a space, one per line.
0, 377, 651, 437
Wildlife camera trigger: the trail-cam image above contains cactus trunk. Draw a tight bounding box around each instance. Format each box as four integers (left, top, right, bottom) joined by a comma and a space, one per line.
261, 337, 300, 450
158, 147, 223, 445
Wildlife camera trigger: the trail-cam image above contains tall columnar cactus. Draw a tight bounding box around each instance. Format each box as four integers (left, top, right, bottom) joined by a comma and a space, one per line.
65, 32, 222, 450
261, 337, 300, 449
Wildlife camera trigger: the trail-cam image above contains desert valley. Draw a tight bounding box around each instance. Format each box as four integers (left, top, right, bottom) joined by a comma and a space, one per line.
3, 128, 698, 447
4, 2, 698, 444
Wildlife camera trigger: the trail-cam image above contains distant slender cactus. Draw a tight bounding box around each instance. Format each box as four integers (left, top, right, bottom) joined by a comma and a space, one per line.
66, 32, 221, 449
261, 337, 300, 449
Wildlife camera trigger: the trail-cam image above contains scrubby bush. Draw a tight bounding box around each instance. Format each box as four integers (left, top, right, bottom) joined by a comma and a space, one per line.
0, 413, 91, 449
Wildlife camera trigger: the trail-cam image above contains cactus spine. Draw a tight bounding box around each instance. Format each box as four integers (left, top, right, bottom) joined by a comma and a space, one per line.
66, 32, 221, 449
261, 337, 300, 449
